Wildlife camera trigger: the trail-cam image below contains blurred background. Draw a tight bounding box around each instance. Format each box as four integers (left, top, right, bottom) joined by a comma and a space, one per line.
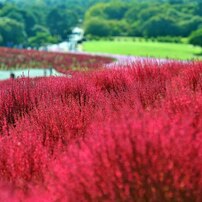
0, 0, 201, 59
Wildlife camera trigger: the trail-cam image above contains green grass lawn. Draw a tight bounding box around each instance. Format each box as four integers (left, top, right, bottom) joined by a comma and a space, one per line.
83, 39, 202, 60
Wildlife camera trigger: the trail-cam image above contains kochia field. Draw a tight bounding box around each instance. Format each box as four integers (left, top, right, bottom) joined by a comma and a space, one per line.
0, 56, 202, 201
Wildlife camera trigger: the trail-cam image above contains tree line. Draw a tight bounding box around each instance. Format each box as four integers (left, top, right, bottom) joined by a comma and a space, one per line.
0, 0, 202, 47
0, 1, 82, 47
84, 0, 202, 40
0, 0, 108, 47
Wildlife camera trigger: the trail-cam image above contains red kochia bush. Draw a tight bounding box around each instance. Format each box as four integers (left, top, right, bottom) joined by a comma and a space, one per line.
0, 47, 113, 72
47, 106, 202, 202
0, 60, 201, 201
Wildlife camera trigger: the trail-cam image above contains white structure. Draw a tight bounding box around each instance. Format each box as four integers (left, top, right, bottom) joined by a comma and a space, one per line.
68, 27, 84, 51
39, 27, 85, 52
70, 27, 84, 42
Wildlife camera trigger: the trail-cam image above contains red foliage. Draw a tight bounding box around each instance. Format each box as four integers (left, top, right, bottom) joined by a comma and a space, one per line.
0, 47, 113, 73
0, 60, 201, 201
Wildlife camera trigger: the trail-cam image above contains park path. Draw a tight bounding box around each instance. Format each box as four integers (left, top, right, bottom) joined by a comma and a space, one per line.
0, 49, 176, 80
0, 68, 64, 80
74, 51, 169, 68
44, 42, 172, 68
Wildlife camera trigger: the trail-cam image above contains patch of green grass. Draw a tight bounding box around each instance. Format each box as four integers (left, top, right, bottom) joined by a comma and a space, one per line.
83, 39, 202, 60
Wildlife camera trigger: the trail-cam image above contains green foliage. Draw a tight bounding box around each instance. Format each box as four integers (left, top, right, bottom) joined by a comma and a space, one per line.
124, 6, 139, 23
5, 11, 24, 22
31, 25, 49, 36
195, 2, 202, 16
109, 20, 129, 36
178, 16, 202, 36
85, 3, 107, 20
0, 33, 3, 44
103, 2, 129, 20
20, 10, 37, 37
28, 32, 58, 47
0, 1, 82, 46
156, 36, 182, 43
84, 0, 202, 38
0, 17, 26, 45
0, 0, 202, 45
85, 17, 111, 37
141, 16, 179, 37
138, 6, 163, 22
189, 28, 202, 47
47, 8, 78, 40
128, 21, 142, 37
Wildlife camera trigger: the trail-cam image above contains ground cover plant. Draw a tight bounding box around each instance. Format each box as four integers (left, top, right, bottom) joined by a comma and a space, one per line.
0, 47, 113, 72
0, 59, 202, 201
83, 38, 202, 60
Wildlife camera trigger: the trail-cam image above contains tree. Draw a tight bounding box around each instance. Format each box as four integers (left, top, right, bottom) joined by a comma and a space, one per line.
124, 5, 140, 23
28, 32, 58, 48
138, 6, 163, 22
178, 16, 202, 37
0, 4, 24, 23
104, 2, 129, 20
189, 28, 202, 48
47, 8, 78, 40
129, 21, 142, 36
31, 24, 50, 36
108, 20, 130, 36
5, 11, 24, 23
85, 3, 107, 20
195, 2, 202, 16
0, 17, 26, 46
141, 15, 179, 37
0, 33, 3, 44
85, 17, 111, 37
0, 3, 19, 16
20, 10, 37, 37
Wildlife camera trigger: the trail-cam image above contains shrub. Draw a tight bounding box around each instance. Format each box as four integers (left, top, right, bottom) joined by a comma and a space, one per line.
189, 28, 202, 48
0, 60, 201, 201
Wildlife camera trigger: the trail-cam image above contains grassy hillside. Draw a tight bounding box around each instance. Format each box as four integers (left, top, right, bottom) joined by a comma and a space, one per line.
83, 39, 202, 60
